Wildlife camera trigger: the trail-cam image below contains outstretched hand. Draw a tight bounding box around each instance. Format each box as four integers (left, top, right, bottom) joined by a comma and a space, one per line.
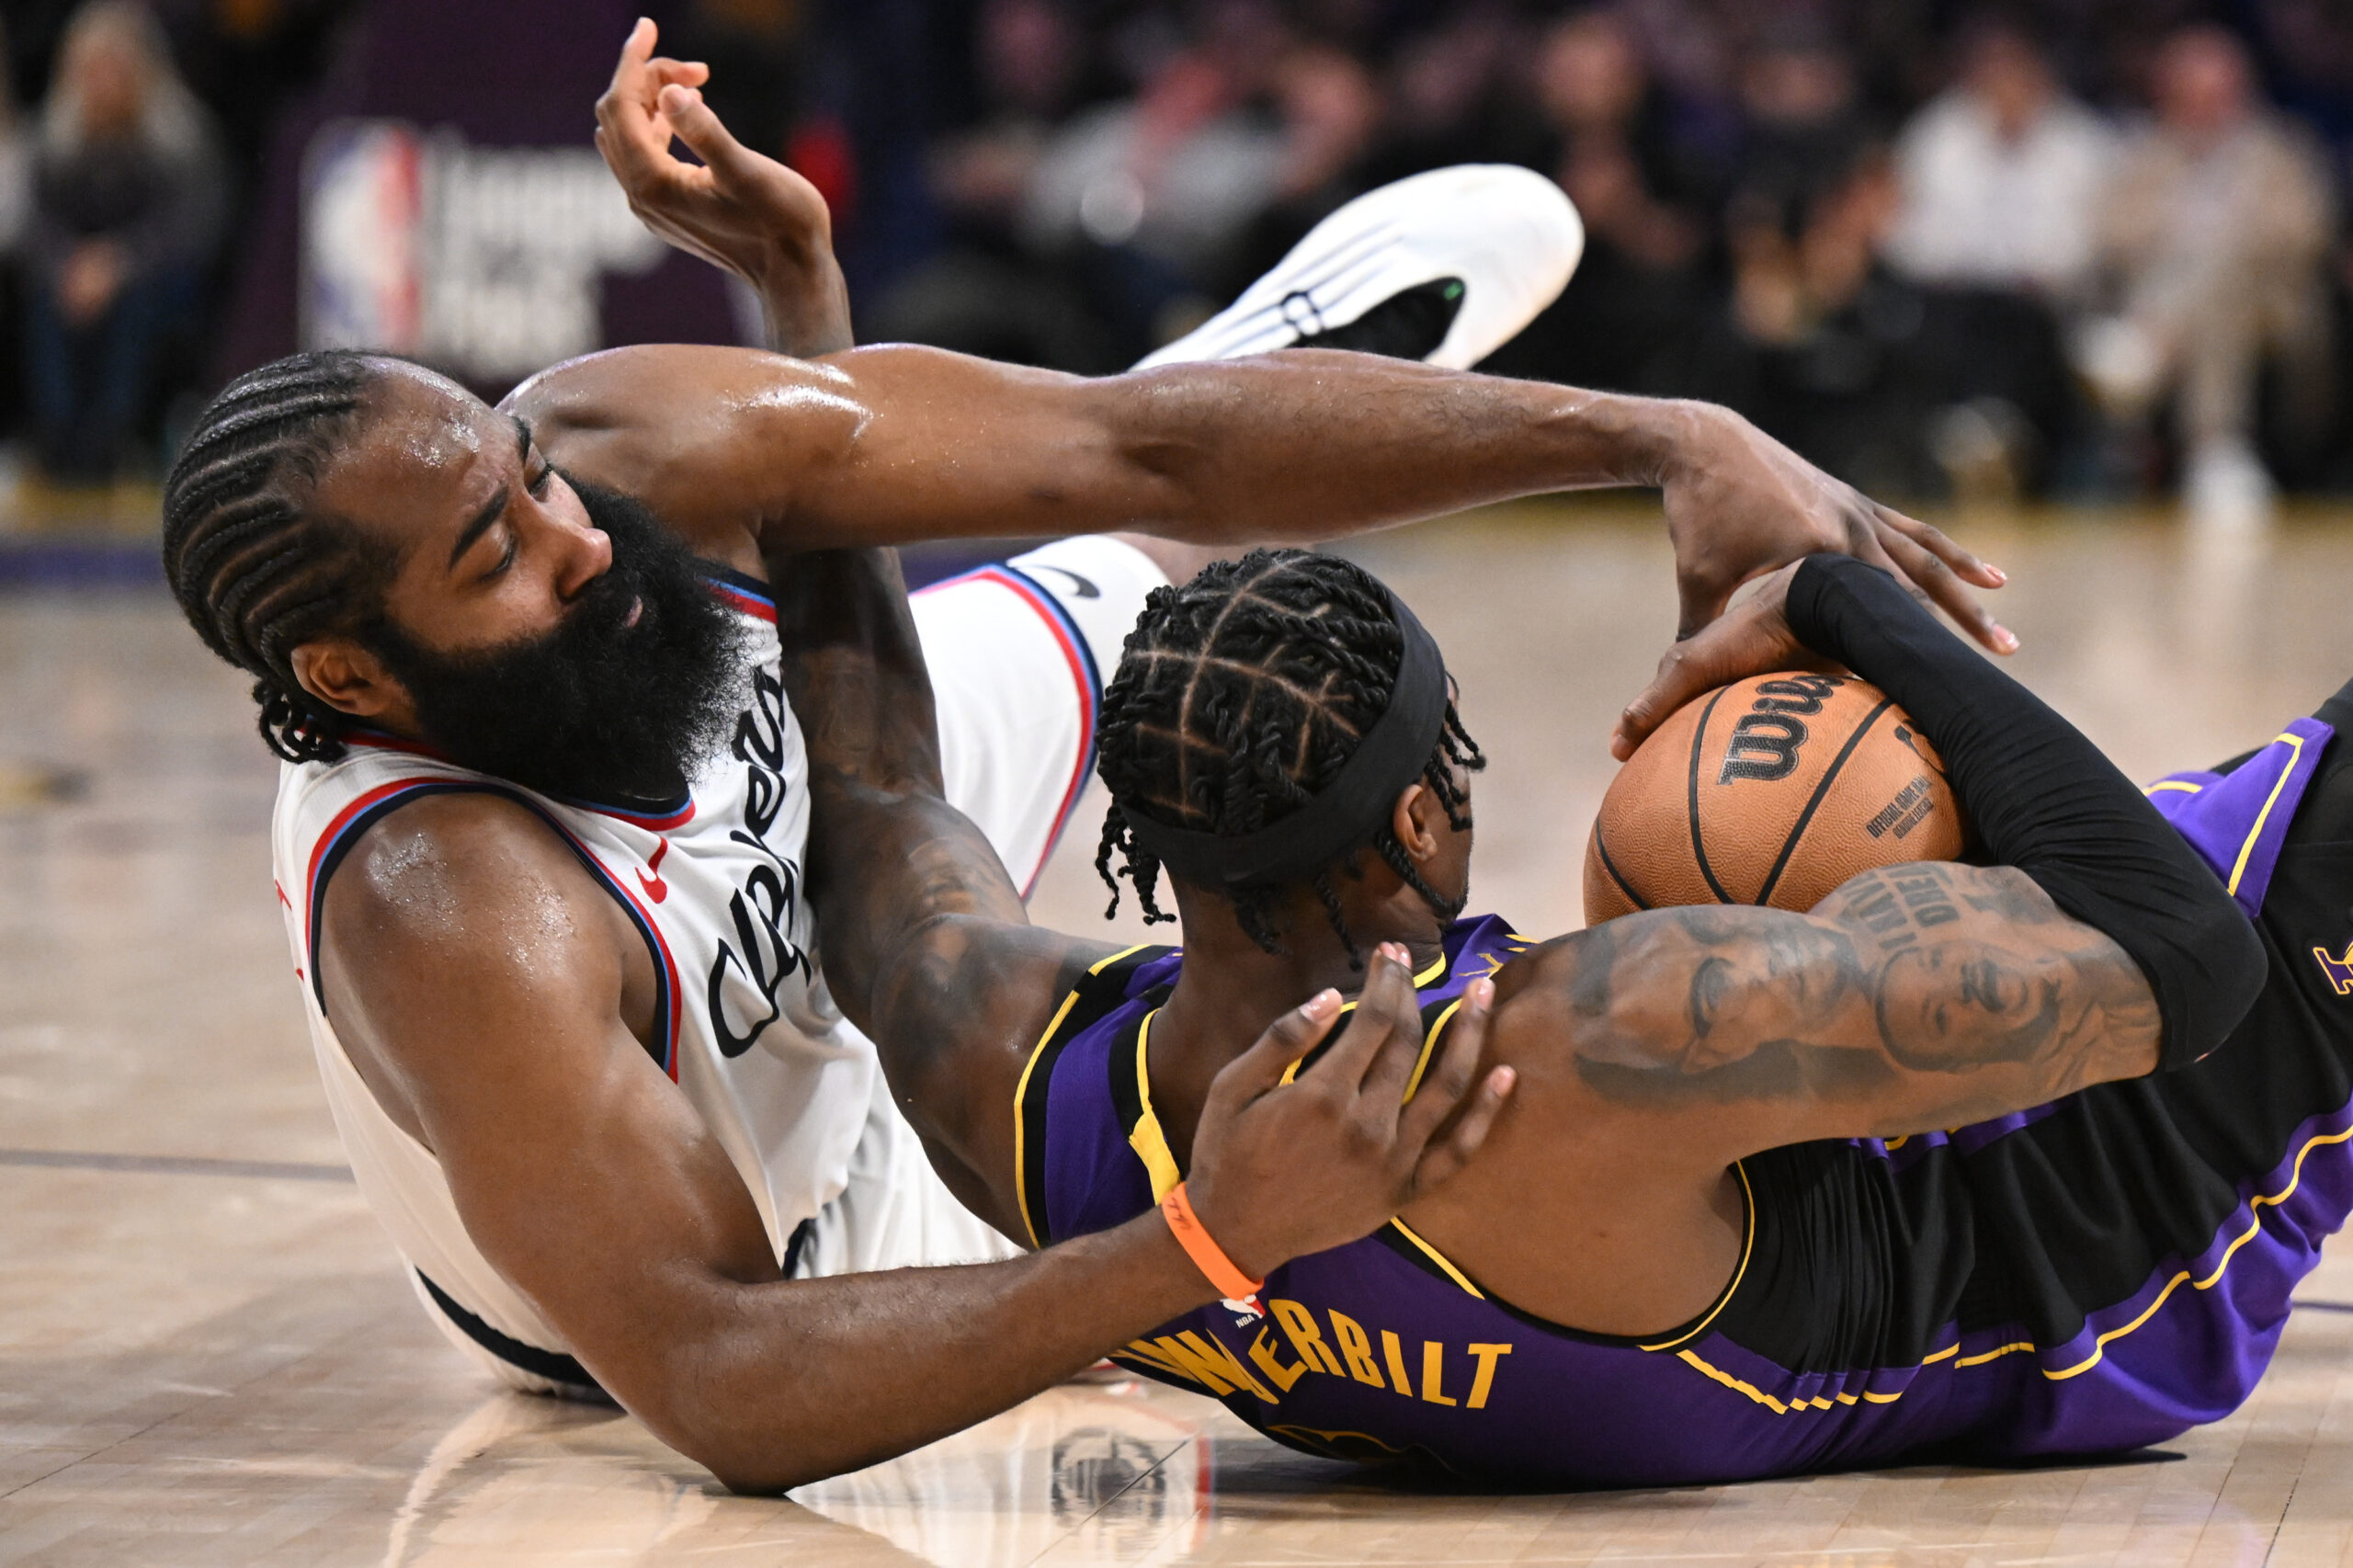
1185, 946, 1515, 1280
594, 17, 851, 357
1658, 403, 2014, 654
1611, 559, 1837, 760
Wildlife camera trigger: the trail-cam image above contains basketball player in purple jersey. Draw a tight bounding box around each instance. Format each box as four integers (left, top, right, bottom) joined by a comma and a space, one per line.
158, 23, 2014, 1490
776, 536, 2353, 1487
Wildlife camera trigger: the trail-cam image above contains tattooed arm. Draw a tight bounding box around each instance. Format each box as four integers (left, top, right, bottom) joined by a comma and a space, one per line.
1618, 554, 2263, 1074
779, 549, 1513, 1246
777, 548, 1113, 1233
1501, 859, 2159, 1149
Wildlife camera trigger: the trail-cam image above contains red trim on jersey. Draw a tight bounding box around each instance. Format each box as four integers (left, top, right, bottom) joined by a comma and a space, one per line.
710, 582, 776, 623
969, 565, 1095, 895
340, 733, 697, 832
302, 775, 447, 953
301, 775, 686, 1080
551, 814, 686, 1078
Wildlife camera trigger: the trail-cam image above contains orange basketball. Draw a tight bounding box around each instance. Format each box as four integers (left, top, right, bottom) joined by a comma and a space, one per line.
1584, 672, 1966, 923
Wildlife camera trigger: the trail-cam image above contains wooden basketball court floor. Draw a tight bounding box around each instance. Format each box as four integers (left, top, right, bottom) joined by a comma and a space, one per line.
8, 504, 2353, 1566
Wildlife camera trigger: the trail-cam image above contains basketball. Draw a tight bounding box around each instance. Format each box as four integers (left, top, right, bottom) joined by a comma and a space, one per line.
1584, 672, 1966, 923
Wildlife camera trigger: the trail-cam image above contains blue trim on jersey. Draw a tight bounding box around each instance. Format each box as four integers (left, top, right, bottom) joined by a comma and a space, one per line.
307, 781, 678, 1077
703, 563, 775, 608
925, 560, 1105, 879
993, 562, 1102, 828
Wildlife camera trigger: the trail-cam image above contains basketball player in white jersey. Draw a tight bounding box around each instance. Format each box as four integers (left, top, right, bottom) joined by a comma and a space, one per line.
156, 24, 2008, 1490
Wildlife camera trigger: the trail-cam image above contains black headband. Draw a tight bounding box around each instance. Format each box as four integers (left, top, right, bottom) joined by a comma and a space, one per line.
1120, 587, 1449, 891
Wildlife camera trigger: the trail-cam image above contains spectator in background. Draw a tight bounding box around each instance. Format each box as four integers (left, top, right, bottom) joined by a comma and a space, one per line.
1020, 18, 1296, 354
1734, 20, 1870, 220
1692, 144, 1951, 496
0, 20, 30, 263
1481, 8, 1715, 392
876, 0, 1119, 368
2081, 25, 2334, 513
23, 1, 223, 486
1886, 17, 2112, 304
1207, 41, 1383, 300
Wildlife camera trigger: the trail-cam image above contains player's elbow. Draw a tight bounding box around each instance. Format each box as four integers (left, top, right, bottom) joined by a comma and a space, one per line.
631, 1351, 838, 1496
2164, 897, 2268, 1069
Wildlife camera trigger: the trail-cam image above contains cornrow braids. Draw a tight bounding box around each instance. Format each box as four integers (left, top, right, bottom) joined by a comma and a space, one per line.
1094, 549, 1485, 965
161, 350, 392, 764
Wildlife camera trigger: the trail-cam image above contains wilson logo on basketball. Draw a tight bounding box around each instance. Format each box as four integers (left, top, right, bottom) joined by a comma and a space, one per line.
1716, 675, 1844, 785
1584, 670, 1968, 923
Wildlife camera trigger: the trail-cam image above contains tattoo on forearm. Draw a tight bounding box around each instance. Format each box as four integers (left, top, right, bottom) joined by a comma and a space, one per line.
1563, 863, 2162, 1131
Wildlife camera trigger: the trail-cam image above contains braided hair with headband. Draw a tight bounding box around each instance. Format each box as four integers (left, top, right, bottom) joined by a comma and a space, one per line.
160, 351, 391, 764
1094, 550, 1484, 963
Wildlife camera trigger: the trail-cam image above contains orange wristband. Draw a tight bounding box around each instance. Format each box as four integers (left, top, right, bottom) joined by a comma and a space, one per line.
1161, 1181, 1265, 1302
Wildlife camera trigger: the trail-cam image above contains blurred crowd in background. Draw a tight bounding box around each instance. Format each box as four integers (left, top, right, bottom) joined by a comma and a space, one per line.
7, 0, 2353, 519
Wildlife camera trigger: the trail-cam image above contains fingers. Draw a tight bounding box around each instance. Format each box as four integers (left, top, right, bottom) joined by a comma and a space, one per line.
1209, 988, 1344, 1107
657, 84, 753, 175
1877, 506, 2005, 590
1613, 637, 1725, 761
1406, 1064, 1517, 1196
606, 16, 655, 100
1355, 947, 1431, 1105
1397, 977, 1492, 1150
1673, 571, 1736, 645
1873, 508, 2018, 654
1317, 946, 1416, 1092
649, 58, 710, 91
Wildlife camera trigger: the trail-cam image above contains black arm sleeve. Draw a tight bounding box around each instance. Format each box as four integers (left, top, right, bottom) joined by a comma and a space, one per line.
1786, 553, 2263, 1069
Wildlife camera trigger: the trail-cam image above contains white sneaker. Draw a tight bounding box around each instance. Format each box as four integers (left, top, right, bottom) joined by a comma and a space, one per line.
1133, 165, 1583, 371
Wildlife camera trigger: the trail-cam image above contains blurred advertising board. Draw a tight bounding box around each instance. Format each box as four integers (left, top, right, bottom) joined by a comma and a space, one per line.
214, 0, 741, 395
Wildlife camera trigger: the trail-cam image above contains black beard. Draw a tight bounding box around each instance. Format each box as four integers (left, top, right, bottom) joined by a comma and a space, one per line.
358, 477, 747, 803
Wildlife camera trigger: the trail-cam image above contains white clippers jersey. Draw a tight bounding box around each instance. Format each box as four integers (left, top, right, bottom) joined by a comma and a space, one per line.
268, 540, 1165, 1391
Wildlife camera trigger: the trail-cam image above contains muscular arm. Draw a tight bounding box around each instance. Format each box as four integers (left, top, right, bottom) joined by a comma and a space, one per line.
509, 342, 2005, 646
783, 545, 1511, 1264
1506, 859, 2161, 1148
779, 548, 1108, 1213
1552, 553, 2266, 1153
320, 796, 1232, 1493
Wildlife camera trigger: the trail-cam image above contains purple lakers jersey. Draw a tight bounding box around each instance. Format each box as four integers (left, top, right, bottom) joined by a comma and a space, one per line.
1015, 720, 2353, 1486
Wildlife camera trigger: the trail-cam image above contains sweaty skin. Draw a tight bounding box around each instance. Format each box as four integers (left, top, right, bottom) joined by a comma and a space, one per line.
283, 22, 2017, 1492
783, 549, 2160, 1344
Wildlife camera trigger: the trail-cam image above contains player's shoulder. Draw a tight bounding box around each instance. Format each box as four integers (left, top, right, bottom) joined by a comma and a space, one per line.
500, 343, 846, 428
322, 790, 620, 962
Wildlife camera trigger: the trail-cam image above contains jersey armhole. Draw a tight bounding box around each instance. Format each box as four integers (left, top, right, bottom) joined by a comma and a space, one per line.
1013, 943, 1170, 1248
305, 780, 682, 1078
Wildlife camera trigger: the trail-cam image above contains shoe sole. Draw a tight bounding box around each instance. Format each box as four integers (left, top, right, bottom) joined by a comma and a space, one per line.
1135, 165, 1583, 371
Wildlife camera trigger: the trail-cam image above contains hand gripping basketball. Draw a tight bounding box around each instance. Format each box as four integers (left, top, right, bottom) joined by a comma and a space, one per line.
1613, 561, 1823, 762
1182, 946, 1515, 1283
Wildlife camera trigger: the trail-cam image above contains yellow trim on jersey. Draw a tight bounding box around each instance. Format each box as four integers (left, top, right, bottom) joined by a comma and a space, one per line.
1639, 1162, 1756, 1352
1676, 1119, 2353, 1413
1012, 943, 1150, 1248
2040, 1118, 2353, 1381
1386, 1219, 1486, 1299
1404, 1000, 1461, 1105
1673, 1347, 1905, 1412
1129, 1010, 1184, 1202
2144, 780, 2203, 795
2222, 731, 2304, 897
1277, 950, 1460, 1088
1954, 1340, 2036, 1369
